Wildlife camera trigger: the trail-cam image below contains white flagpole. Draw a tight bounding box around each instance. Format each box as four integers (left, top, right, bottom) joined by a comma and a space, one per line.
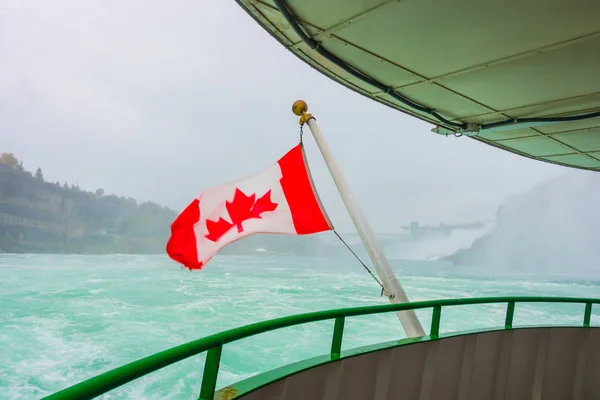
292, 100, 425, 338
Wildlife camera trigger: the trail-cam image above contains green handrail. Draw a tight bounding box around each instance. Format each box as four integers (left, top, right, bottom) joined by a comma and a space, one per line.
43, 296, 599, 400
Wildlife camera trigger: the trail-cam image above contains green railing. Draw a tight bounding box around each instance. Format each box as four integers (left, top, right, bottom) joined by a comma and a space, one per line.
43, 296, 599, 400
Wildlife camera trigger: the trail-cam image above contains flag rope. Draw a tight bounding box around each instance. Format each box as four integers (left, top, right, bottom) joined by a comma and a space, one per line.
333, 230, 386, 296
300, 124, 385, 297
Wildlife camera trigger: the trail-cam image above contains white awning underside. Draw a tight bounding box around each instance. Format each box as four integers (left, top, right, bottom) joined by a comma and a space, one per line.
236, 0, 600, 171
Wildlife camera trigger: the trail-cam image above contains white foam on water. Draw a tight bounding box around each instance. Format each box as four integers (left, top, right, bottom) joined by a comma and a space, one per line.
1, 254, 598, 399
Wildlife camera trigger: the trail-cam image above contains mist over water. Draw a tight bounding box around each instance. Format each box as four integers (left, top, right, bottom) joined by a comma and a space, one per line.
383, 224, 493, 261
446, 171, 600, 278
2, 253, 599, 399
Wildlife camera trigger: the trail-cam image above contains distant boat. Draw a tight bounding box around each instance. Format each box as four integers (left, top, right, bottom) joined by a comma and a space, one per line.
254, 247, 266, 252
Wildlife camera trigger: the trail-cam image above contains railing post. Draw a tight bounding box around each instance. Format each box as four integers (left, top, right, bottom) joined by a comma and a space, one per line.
330, 317, 345, 359
198, 345, 223, 400
430, 305, 442, 339
505, 301, 515, 329
584, 303, 593, 328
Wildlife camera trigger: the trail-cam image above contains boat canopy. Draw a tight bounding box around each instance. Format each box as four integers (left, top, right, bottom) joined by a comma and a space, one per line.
236, 0, 600, 171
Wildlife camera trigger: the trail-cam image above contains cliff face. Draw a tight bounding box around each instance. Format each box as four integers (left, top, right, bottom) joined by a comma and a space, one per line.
0, 162, 338, 256
445, 172, 600, 272
0, 164, 177, 253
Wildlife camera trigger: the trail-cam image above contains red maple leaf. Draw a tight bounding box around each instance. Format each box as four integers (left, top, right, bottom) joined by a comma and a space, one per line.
204, 188, 278, 242
204, 217, 233, 242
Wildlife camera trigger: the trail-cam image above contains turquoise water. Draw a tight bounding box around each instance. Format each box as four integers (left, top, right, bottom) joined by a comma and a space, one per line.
1, 254, 599, 399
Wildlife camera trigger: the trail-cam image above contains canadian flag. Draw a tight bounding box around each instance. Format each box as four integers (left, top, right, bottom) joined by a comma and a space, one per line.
166, 144, 333, 270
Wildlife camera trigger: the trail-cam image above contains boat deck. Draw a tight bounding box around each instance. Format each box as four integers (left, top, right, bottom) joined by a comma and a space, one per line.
43, 296, 599, 400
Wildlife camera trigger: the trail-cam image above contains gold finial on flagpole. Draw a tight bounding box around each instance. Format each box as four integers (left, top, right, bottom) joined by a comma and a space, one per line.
292, 100, 313, 126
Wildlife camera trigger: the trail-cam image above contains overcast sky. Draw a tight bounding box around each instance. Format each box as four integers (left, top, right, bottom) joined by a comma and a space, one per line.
1, 0, 570, 232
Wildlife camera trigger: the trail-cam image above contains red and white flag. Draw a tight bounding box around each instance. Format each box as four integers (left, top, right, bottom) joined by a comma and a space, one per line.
166, 144, 333, 270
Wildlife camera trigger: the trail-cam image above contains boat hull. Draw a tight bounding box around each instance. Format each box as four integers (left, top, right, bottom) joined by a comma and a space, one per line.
220, 326, 600, 400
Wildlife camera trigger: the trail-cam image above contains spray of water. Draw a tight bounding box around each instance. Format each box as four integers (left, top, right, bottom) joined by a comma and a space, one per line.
444, 171, 600, 279
383, 224, 493, 261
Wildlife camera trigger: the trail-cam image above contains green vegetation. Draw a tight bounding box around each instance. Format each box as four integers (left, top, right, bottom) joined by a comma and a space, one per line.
0, 152, 176, 254
0, 152, 336, 255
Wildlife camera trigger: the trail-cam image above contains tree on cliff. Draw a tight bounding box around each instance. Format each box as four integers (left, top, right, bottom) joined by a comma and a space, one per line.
0, 158, 181, 254
35, 168, 44, 180
0, 153, 19, 168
